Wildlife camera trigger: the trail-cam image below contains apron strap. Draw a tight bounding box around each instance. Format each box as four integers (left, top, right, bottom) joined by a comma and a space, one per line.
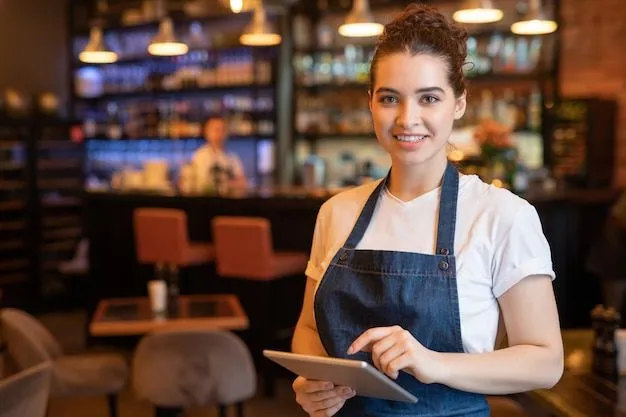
343, 174, 389, 249
435, 163, 459, 256
343, 163, 460, 254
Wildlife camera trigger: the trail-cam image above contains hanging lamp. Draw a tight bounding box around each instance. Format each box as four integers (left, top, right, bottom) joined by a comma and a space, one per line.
230, 0, 244, 13
511, 0, 557, 35
79, 26, 118, 64
452, 0, 503, 24
148, 0, 188, 56
79, 0, 117, 64
338, 0, 383, 38
148, 16, 189, 56
239, 0, 281, 46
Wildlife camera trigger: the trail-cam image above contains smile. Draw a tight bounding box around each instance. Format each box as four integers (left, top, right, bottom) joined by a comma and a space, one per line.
393, 135, 429, 143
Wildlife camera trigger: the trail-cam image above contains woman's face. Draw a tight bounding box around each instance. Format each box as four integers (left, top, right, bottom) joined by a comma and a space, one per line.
369, 52, 466, 168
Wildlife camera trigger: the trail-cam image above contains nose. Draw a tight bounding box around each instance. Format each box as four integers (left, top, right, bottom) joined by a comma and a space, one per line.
395, 100, 421, 128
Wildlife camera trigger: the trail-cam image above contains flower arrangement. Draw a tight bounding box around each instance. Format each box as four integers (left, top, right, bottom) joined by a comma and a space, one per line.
473, 119, 517, 185
473, 119, 514, 158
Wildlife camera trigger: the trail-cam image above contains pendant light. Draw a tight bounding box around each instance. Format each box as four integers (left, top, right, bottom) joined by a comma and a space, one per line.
79, 26, 118, 64
230, 0, 244, 13
239, 0, 281, 46
338, 0, 383, 38
79, 0, 117, 64
511, 0, 557, 35
452, 0, 503, 24
148, 0, 188, 56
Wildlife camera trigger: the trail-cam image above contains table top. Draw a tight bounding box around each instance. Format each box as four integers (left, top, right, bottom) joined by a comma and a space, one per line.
527, 329, 626, 417
89, 294, 249, 337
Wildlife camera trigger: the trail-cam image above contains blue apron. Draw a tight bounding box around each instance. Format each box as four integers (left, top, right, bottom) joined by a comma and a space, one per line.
314, 163, 490, 417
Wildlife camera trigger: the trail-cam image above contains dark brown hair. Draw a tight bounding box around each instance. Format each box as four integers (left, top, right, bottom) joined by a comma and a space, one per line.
370, 3, 469, 98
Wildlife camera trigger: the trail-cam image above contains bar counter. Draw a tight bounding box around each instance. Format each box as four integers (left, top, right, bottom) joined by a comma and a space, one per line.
84, 186, 622, 329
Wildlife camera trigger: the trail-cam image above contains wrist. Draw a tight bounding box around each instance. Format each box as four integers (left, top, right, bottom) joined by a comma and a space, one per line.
430, 350, 452, 385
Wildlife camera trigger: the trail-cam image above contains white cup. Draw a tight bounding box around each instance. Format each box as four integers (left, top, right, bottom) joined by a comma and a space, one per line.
147, 280, 167, 315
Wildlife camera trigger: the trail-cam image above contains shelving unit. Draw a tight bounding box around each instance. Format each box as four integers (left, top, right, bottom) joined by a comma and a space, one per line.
33, 120, 84, 300
0, 116, 84, 308
289, 0, 560, 186
0, 121, 31, 303
69, 0, 282, 188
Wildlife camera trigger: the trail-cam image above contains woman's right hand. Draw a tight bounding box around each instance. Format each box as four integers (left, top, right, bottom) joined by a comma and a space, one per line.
292, 376, 356, 416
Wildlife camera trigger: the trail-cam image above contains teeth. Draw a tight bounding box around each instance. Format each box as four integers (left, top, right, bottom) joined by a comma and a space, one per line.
394, 135, 427, 142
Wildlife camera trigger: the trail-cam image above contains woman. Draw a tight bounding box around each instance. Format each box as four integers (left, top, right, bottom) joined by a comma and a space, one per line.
192, 116, 247, 191
291, 4, 563, 417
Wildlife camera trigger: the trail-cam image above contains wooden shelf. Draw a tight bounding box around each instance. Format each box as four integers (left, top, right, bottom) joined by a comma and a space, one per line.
75, 84, 274, 103
38, 159, 83, 170
38, 179, 83, 190
41, 240, 78, 253
0, 141, 23, 150
38, 140, 81, 150
73, 10, 253, 37
0, 273, 28, 285
42, 216, 81, 228
0, 220, 26, 232
0, 162, 24, 171
0, 259, 28, 272
0, 200, 25, 211
42, 227, 82, 240
0, 240, 25, 251
41, 196, 81, 208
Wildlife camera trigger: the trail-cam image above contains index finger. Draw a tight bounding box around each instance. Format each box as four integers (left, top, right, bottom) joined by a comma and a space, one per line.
347, 326, 398, 355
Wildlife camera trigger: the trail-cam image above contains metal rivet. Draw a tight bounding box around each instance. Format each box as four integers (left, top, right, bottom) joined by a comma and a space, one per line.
438, 261, 449, 271
439, 248, 449, 255
339, 251, 349, 262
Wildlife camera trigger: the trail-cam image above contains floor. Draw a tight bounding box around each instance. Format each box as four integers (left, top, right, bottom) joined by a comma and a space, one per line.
37, 310, 307, 417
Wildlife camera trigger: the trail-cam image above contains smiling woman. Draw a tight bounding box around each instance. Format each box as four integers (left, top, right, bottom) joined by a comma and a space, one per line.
291, 3, 563, 417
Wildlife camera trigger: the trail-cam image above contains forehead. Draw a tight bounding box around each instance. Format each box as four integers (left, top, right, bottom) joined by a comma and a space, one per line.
373, 52, 451, 91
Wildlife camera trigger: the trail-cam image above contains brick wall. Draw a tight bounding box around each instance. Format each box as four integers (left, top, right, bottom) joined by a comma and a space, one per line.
560, 0, 626, 186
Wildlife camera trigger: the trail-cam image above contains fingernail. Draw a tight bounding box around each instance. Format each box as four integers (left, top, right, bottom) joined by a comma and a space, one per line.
346, 346, 353, 355
341, 387, 351, 394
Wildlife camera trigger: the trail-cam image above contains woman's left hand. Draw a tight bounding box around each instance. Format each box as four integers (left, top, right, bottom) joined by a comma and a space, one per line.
347, 325, 444, 384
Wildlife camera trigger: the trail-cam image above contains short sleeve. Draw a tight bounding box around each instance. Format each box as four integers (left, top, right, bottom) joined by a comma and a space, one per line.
491, 203, 556, 298
305, 208, 328, 282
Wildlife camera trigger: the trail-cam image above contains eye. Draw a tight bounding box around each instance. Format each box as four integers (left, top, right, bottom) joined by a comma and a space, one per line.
421, 95, 439, 104
379, 96, 399, 105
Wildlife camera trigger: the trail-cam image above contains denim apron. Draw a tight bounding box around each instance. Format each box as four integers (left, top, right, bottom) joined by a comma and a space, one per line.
314, 163, 490, 417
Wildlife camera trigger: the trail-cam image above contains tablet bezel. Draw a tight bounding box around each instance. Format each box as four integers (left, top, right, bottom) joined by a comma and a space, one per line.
263, 350, 418, 404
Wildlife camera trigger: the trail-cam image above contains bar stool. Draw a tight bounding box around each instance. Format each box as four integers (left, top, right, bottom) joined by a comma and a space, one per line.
134, 208, 215, 293
211, 216, 308, 396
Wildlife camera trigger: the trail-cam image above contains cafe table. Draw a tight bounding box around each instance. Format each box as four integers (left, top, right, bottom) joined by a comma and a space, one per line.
517, 329, 626, 417
89, 294, 248, 337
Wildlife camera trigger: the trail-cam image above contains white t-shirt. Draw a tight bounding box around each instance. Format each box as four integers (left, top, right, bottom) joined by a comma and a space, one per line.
191, 145, 245, 186
306, 174, 555, 354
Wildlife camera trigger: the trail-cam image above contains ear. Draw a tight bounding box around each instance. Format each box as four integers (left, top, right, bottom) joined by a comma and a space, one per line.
454, 90, 467, 120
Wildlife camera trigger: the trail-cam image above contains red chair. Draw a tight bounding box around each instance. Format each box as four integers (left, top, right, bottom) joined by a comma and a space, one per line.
134, 208, 215, 288
211, 216, 308, 396
211, 216, 307, 281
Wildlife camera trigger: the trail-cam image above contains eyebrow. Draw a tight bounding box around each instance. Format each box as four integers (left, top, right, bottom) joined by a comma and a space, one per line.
374, 87, 446, 95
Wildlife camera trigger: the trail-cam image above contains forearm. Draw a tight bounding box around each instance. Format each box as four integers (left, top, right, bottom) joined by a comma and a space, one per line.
434, 345, 563, 395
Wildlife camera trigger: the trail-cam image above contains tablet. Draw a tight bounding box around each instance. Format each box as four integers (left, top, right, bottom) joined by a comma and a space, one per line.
263, 350, 418, 403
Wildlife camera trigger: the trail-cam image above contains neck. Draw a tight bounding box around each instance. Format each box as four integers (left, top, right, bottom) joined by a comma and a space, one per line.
387, 156, 448, 202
